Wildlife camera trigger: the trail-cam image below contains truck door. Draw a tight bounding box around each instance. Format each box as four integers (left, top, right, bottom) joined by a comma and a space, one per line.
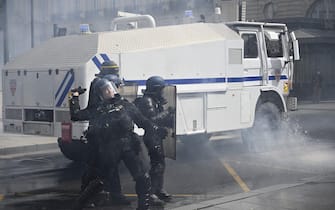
240, 32, 262, 87
263, 29, 286, 89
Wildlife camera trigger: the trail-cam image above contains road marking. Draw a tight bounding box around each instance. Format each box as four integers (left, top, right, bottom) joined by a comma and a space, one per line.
124, 193, 193, 197
0, 194, 4, 201
124, 194, 138, 197
221, 160, 250, 192
172, 194, 193, 197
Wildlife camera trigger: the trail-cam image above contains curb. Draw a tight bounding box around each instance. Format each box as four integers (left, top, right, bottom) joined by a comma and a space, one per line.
0, 142, 58, 156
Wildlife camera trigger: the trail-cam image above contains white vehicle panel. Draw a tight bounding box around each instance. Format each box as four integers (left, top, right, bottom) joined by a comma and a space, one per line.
206, 91, 241, 132
23, 70, 54, 107
177, 93, 204, 135
3, 71, 23, 106
120, 41, 227, 81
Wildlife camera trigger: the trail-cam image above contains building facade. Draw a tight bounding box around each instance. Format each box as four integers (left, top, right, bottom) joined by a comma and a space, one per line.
1, 0, 223, 64
246, 0, 335, 100
1, 0, 244, 90
2, 1, 334, 100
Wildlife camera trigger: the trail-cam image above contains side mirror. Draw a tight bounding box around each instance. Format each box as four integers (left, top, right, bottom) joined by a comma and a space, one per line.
290, 32, 300, 61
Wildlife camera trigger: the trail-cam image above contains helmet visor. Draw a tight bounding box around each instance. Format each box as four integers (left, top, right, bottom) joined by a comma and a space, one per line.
99, 81, 119, 100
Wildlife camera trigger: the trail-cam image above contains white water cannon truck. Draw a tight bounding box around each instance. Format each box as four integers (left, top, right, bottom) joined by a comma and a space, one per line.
2, 16, 300, 160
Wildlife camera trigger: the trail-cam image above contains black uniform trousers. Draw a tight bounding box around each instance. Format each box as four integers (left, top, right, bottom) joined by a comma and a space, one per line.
143, 134, 166, 195
81, 132, 123, 196
98, 138, 151, 209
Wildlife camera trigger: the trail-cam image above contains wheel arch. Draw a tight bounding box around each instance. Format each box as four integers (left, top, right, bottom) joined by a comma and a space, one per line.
242, 89, 286, 152
257, 89, 286, 113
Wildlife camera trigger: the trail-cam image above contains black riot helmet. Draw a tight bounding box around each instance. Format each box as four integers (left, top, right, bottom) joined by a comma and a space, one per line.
144, 76, 166, 100
145, 76, 166, 94
95, 78, 118, 100
96, 60, 119, 77
103, 74, 123, 88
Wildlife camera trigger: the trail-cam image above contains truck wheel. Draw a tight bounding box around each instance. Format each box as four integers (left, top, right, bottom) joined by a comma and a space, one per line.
242, 102, 281, 152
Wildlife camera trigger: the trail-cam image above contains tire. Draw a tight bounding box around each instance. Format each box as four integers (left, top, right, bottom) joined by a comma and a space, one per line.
242, 102, 282, 152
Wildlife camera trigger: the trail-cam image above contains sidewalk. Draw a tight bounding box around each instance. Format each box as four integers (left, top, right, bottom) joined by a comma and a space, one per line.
0, 121, 58, 158
171, 175, 335, 210
296, 100, 335, 111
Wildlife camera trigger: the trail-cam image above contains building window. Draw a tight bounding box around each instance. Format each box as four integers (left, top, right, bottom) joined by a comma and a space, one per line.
307, 0, 335, 19
263, 2, 276, 19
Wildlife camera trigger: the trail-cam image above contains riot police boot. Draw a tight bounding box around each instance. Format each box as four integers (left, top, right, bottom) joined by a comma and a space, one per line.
90, 190, 110, 207
155, 189, 172, 202
137, 195, 151, 210
136, 207, 151, 210
109, 193, 131, 205
72, 179, 104, 210
152, 173, 171, 202
149, 194, 165, 206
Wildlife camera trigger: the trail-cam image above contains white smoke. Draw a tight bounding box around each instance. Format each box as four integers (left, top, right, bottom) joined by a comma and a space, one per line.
243, 110, 309, 153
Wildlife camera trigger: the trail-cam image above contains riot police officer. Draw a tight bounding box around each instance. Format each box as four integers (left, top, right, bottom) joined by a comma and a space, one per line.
103, 74, 166, 206
70, 60, 129, 205
135, 76, 174, 202
73, 78, 162, 210
85, 60, 120, 110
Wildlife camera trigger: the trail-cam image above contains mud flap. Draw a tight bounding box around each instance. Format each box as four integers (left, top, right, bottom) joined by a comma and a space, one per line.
162, 85, 177, 160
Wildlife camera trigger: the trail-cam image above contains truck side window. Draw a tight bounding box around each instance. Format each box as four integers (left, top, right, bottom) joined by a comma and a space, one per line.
242, 34, 258, 58
265, 31, 283, 58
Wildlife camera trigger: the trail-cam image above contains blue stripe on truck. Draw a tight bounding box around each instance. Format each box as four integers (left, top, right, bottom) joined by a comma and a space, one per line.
100, 53, 110, 62
91, 54, 111, 71
125, 75, 288, 86
56, 71, 74, 107
92, 56, 101, 70
55, 70, 71, 98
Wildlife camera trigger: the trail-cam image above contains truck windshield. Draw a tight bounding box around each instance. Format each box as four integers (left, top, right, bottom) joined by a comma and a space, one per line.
264, 31, 283, 58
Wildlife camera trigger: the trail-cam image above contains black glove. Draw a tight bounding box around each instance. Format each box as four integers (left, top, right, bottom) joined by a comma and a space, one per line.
167, 106, 175, 114
165, 107, 175, 128
71, 86, 87, 95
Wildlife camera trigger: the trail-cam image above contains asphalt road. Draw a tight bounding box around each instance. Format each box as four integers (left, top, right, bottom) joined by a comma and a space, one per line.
1, 102, 335, 210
